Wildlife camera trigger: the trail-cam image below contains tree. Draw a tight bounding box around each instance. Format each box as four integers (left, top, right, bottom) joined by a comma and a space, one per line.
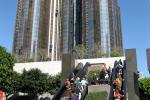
110, 50, 120, 57
92, 47, 102, 58
18, 69, 50, 98
38, 49, 47, 61
0, 46, 15, 98
91, 43, 108, 58
88, 70, 100, 82
73, 44, 88, 59
12, 69, 61, 96
139, 78, 150, 100
48, 73, 61, 94
12, 71, 21, 94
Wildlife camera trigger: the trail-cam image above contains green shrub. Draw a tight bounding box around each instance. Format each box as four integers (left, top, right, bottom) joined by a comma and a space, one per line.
139, 78, 150, 100
111, 50, 120, 57
85, 91, 108, 100
88, 70, 100, 81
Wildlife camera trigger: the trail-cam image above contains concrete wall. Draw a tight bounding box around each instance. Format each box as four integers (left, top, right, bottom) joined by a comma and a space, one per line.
125, 49, 139, 100
76, 57, 125, 68
14, 61, 61, 76
14, 57, 125, 75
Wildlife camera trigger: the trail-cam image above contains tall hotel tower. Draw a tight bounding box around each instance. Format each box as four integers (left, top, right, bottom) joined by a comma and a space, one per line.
61, 0, 123, 57
13, 0, 123, 62
13, 0, 61, 62
86, 0, 123, 56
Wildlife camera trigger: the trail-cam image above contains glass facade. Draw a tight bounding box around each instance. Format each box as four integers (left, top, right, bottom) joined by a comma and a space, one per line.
61, 0, 122, 58
85, 0, 122, 57
16, 0, 28, 54
13, 0, 123, 62
74, 0, 77, 47
100, 0, 110, 56
48, 0, 61, 61
13, 0, 50, 62
75, 0, 82, 45
62, 0, 83, 54
87, 0, 94, 56
30, 0, 41, 59
63, 0, 70, 53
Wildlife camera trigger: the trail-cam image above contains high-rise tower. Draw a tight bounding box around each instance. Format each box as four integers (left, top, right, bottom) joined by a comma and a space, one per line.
87, 0, 123, 56
13, 0, 50, 62
61, 0, 74, 54
86, 0, 123, 56
61, 0, 123, 57
13, 0, 123, 62
61, 0, 87, 54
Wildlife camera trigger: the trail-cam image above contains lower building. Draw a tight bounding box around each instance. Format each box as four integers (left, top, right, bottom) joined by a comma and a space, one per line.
146, 48, 150, 73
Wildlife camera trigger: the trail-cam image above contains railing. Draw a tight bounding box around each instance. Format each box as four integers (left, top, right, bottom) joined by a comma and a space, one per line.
52, 62, 89, 100
109, 60, 127, 100
122, 60, 127, 100
109, 60, 117, 100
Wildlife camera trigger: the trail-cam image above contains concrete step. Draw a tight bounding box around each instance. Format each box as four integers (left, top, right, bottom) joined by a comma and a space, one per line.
88, 84, 110, 93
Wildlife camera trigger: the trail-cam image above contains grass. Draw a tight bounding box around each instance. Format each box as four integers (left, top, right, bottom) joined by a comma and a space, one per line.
84, 91, 108, 100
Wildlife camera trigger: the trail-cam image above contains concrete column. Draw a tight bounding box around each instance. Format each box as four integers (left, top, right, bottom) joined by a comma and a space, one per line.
61, 53, 75, 81
125, 49, 139, 100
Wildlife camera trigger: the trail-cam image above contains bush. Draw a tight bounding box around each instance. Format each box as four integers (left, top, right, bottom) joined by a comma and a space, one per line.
0, 46, 15, 98
111, 50, 120, 57
85, 91, 108, 100
13, 69, 61, 95
139, 78, 150, 100
48, 73, 61, 94
73, 44, 88, 59
88, 70, 101, 81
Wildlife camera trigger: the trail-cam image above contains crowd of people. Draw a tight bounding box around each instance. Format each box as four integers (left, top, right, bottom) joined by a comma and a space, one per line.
56, 60, 125, 100
61, 77, 88, 100
113, 61, 124, 100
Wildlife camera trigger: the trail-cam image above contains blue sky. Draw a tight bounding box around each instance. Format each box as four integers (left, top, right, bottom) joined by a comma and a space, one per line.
0, 0, 150, 77
119, 0, 150, 77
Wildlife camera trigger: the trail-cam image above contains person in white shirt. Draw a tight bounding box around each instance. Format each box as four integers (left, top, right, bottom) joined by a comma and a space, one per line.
105, 73, 109, 79
81, 78, 88, 91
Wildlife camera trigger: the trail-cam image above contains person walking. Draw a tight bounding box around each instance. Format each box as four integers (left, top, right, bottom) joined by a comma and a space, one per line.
65, 78, 71, 90
81, 78, 88, 91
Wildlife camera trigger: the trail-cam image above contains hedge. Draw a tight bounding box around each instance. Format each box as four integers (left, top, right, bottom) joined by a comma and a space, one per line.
85, 91, 108, 100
